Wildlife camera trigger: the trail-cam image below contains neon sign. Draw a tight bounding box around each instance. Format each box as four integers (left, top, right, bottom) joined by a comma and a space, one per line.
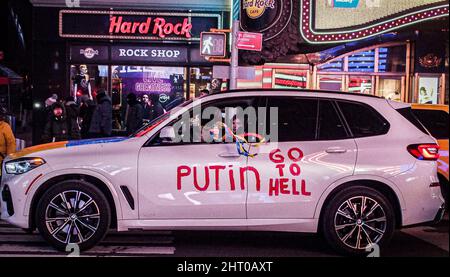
300, 0, 449, 44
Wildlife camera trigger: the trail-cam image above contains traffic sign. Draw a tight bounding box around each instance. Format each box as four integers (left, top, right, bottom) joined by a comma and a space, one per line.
236, 31, 263, 51
200, 32, 227, 58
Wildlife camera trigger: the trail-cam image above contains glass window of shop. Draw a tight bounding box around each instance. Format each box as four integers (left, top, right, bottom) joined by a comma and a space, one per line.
70, 65, 109, 100
416, 76, 440, 104
110, 65, 186, 131
348, 76, 373, 94
378, 45, 406, 73
348, 50, 375, 73
318, 75, 343, 91
317, 58, 344, 72
317, 58, 343, 91
377, 76, 403, 101
316, 44, 407, 98
272, 69, 308, 89
189, 67, 213, 99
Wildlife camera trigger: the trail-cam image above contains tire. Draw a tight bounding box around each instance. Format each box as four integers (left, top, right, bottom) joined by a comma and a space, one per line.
35, 180, 111, 251
321, 186, 396, 256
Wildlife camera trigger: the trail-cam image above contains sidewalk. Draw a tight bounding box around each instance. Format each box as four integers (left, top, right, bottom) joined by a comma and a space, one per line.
400, 213, 449, 252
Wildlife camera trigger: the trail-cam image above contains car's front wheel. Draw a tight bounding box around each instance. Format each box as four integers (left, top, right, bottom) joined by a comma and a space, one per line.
35, 180, 111, 251
321, 186, 396, 256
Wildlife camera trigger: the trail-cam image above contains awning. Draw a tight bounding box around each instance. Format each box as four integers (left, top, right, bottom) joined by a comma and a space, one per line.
0, 65, 23, 86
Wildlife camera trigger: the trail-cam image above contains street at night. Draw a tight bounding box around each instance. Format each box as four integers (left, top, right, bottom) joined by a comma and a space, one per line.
0, 214, 448, 257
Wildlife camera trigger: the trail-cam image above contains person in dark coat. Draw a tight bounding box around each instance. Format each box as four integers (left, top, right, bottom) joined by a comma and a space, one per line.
142, 94, 152, 120
42, 102, 80, 143
149, 94, 165, 120
64, 96, 81, 140
125, 93, 144, 135
89, 90, 112, 138
79, 95, 97, 139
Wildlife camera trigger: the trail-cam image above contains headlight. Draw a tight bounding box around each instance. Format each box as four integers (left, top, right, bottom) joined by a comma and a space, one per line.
5, 158, 46, 175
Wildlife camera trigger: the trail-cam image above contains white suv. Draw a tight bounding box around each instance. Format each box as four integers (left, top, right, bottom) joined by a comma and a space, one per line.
1, 89, 445, 255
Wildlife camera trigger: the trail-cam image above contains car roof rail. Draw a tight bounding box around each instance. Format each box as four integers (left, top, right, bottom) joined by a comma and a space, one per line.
208, 88, 384, 100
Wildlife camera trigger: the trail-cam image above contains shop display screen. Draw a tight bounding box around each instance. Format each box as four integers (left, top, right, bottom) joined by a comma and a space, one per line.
111, 66, 185, 109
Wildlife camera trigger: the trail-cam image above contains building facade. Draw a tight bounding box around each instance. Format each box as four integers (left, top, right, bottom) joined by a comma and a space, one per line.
237, 0, 449, 105
29, 0, 230, 143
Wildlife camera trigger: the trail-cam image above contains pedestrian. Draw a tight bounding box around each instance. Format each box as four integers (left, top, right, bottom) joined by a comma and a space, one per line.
79, 95, 97, 139
89, 89, 112, 138
64, 96, 81, 140
20, 84, 33, 130
142, 94, 152, 120
0, 107, 16, 175
199, 89, 210, 97
41, 102, 80, 143
149, 94, 165, 120
125, 93, 144, 135
45, 93, 58, 108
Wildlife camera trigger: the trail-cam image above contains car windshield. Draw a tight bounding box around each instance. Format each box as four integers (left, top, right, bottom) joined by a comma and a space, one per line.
129, 99, 193, 137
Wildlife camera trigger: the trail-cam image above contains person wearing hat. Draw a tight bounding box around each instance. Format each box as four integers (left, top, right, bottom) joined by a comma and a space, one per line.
64, 96, 81, 140
0, 107, 16, 175
42, 101, 80, 143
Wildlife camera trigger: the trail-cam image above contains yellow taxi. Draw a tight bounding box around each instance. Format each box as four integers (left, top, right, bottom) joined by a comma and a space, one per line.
412, 104, 449, 207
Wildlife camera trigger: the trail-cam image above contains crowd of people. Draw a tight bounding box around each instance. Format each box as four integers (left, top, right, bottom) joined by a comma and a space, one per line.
41, 90, 166, 143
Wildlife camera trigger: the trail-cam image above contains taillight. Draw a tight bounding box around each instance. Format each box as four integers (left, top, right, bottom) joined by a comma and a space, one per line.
407, 144, 440, 161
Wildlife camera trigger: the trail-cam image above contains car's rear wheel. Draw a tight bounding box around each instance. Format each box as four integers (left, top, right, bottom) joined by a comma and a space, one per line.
322, 186, 396, 256
35, 180, 111, 252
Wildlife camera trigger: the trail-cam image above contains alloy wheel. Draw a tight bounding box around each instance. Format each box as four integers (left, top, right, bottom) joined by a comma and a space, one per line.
45, 190, 100, 244
334, 196, 387, 250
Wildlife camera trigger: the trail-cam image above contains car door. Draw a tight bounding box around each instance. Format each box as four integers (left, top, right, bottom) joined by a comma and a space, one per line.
246, 97, 358, 219
137, 96, 260, 219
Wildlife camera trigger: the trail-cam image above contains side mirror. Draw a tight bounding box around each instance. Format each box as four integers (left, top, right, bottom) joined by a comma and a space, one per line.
159, 126, 176, 140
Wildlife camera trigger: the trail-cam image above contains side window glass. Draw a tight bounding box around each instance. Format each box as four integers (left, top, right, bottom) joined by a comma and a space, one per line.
267, 97, 318, 142
318, 100, 349, 140
338, 101, 390, 138
150, 97, 264, 145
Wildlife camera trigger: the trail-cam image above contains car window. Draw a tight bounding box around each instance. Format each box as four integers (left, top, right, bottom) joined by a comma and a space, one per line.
338, 101, 390, 138
396, 107, 429, 135
412, 109, 449, 139
318, 100, 349, 140
131, 99, 193, 138
149, 97, 264, 145
267, 97, 318, 142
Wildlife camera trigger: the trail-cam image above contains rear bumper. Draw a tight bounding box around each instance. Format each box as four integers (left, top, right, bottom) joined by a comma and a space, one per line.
432, 204, 446, 224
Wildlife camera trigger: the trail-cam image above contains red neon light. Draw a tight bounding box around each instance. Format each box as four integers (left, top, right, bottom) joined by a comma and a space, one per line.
109, 16, 192, 38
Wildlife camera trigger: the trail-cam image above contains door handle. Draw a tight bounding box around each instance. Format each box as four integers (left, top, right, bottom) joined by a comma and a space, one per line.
326, 147, 347, 154
218, 152, 241, 158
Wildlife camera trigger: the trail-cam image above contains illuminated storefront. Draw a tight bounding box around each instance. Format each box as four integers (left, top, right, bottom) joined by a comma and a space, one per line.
237, 0, 449, 104
29, 1, 229, 143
